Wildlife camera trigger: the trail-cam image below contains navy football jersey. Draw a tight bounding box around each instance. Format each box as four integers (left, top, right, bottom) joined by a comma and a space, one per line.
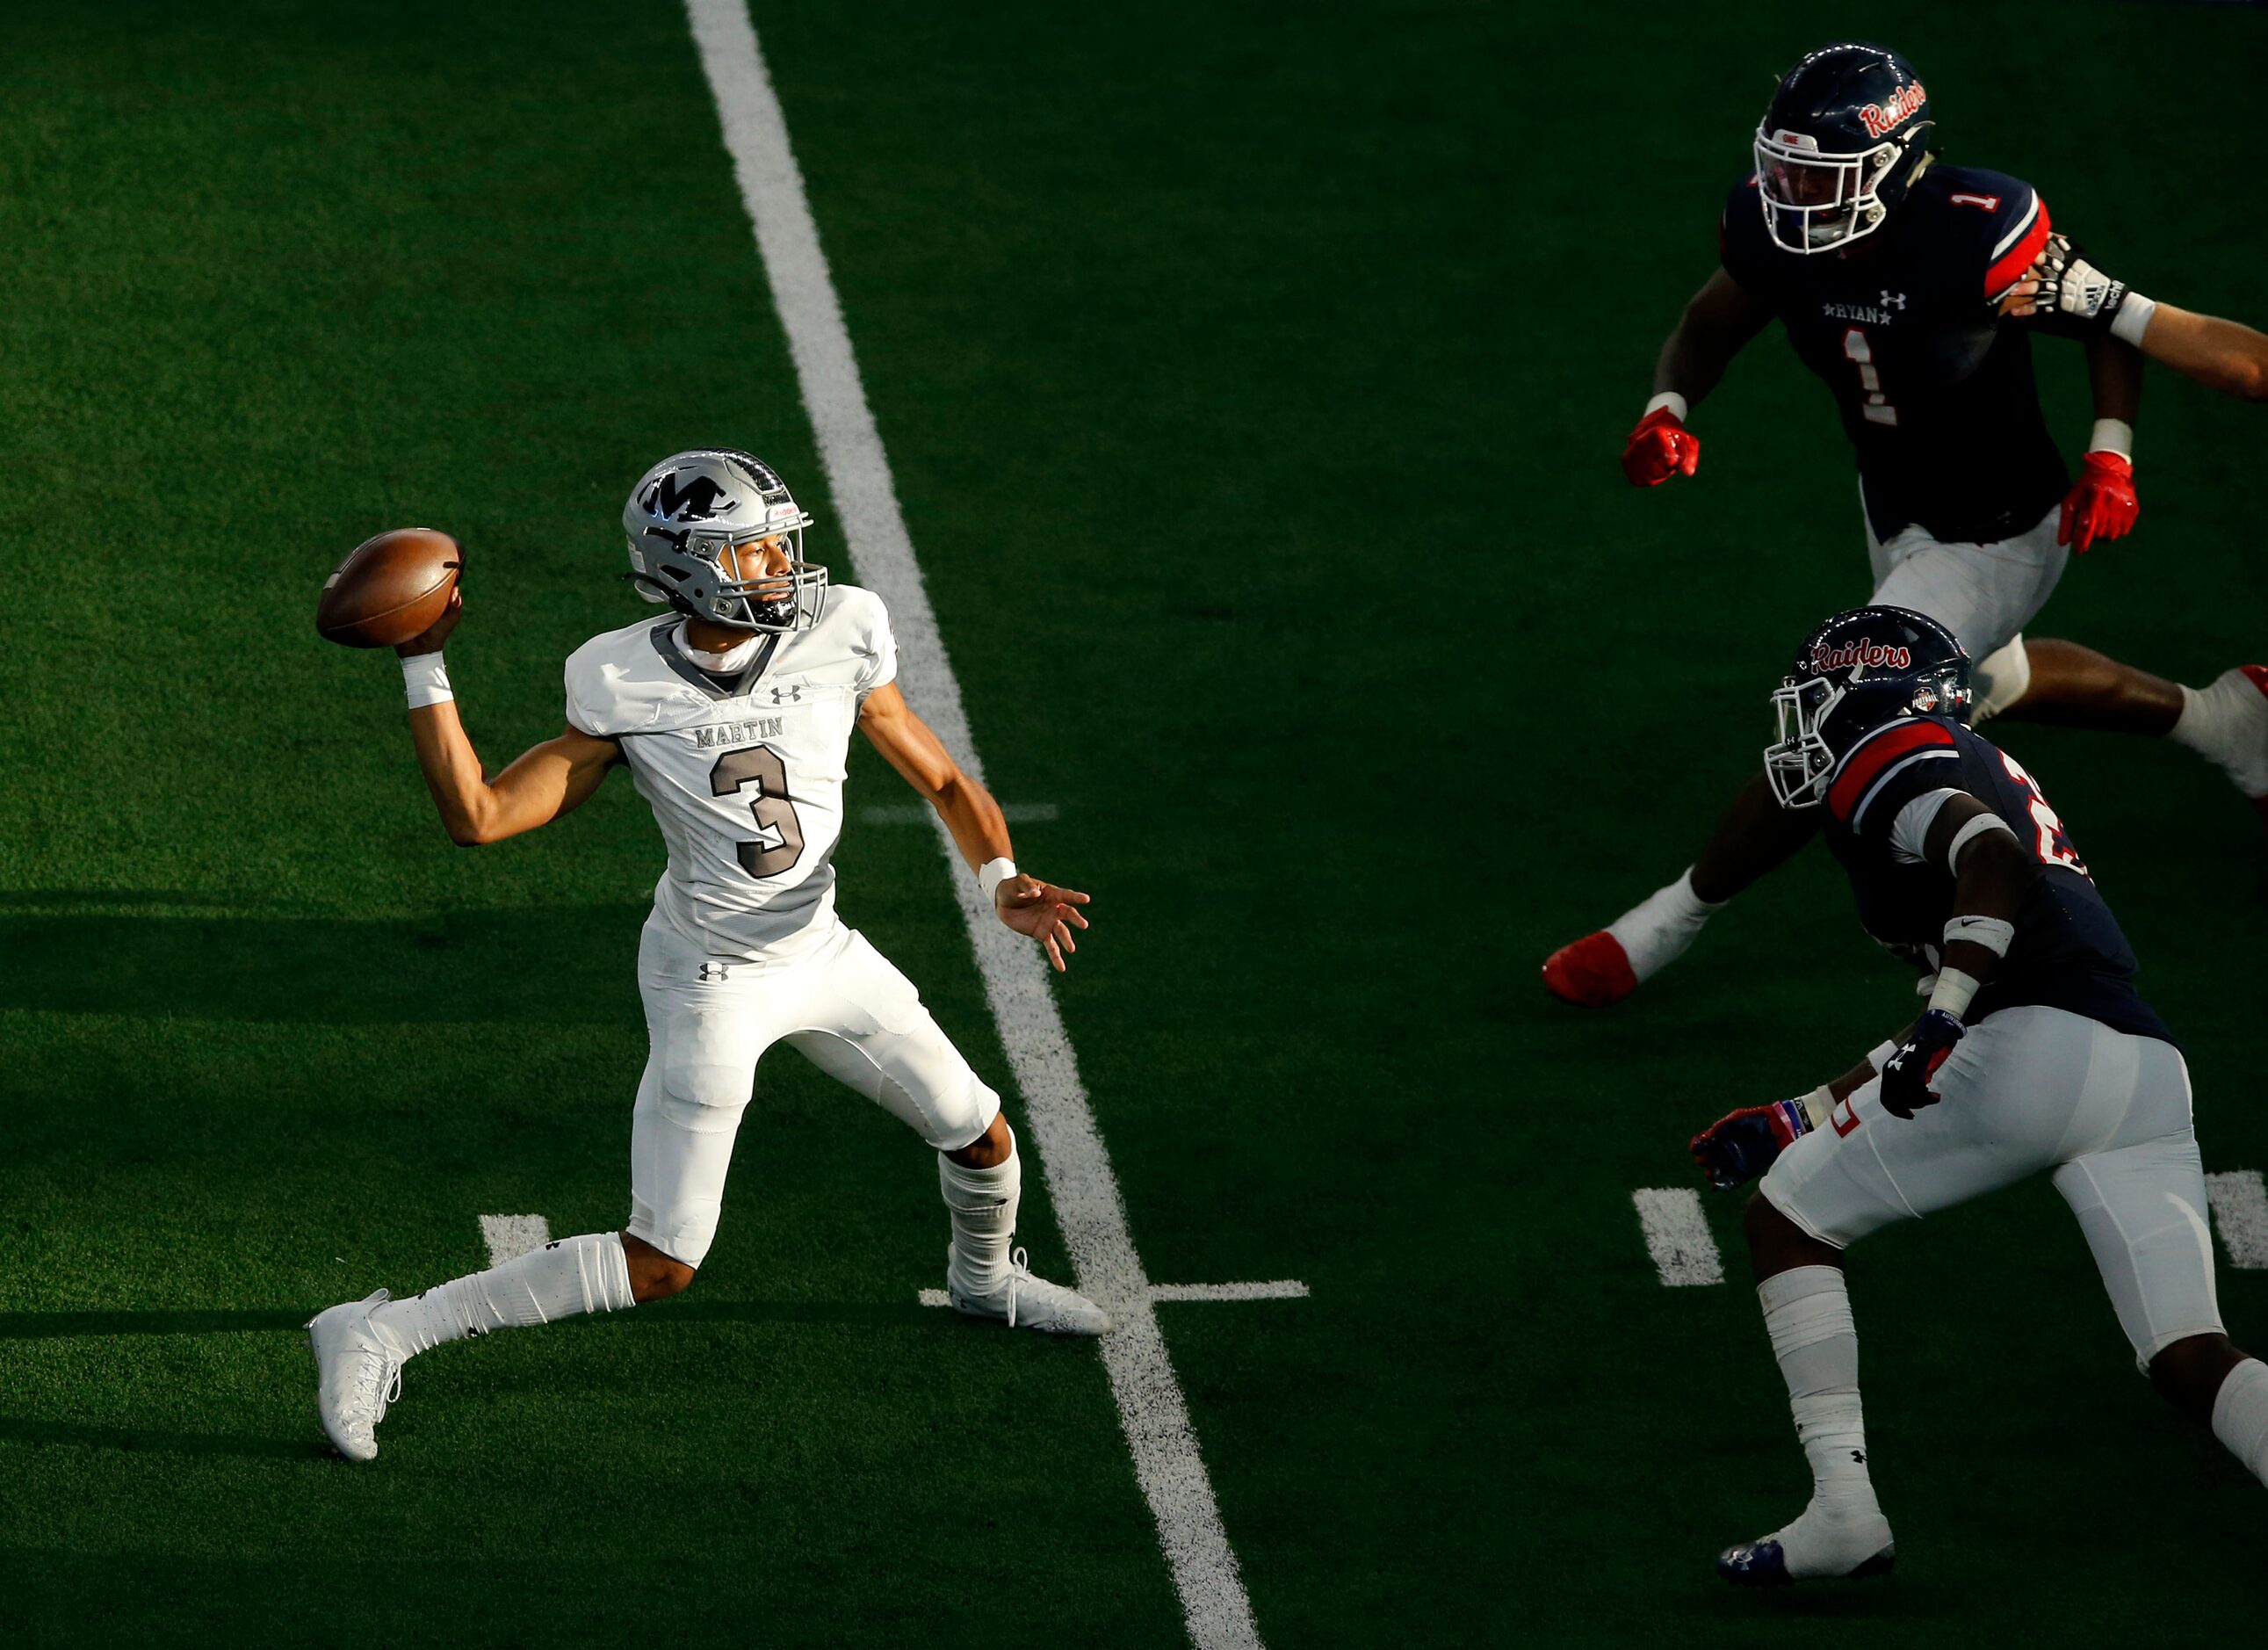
1817, 714, 2172, 1045
1721, 163, 2066, 546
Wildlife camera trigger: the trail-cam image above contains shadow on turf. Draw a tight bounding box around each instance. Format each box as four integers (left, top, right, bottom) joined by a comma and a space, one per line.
0, 897, 649, 1024
0, 1416, 331, 1460
0, 1300, 943, 1342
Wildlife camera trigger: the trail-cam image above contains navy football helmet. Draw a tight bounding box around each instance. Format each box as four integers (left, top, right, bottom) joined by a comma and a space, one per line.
1766, 606, 1973, 807
1755, 42, 1936, 254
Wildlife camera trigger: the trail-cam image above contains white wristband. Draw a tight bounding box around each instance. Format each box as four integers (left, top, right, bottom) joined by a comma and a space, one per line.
1644, 390, 1689, 423
401, 650, 453, 709
2087, 417, 2134, 460
1926, 966, 1983, 1020
2110, 293, 2157, 348
1943, 914, 2015, 958
1795, 1083, 1836, 1132
977, 857, 1018, 902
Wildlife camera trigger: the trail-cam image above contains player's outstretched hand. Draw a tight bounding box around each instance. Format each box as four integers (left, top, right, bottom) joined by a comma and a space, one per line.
1879, 1008, 1964, 1119
2058, 452, 2139, 554
395, 585, 464, 658
1689, 1098, 1811, 1191
997, 876, 1091, 973
1621, 406, 1700, 488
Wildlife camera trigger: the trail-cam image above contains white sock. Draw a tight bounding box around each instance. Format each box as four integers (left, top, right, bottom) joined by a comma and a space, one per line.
1757, 1265, 1892, 1577
939, 1125, 1022, 1299
1605, 867, 1725, 981
369, 1231, 636, 1358
2170, 669, 2268, 795
2212, 1357, 2268, 1486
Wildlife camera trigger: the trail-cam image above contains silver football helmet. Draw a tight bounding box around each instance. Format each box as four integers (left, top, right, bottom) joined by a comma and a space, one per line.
621, 449, 826, 632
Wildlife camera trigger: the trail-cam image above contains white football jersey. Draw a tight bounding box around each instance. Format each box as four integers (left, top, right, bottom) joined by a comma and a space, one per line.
564, 586, 897, 959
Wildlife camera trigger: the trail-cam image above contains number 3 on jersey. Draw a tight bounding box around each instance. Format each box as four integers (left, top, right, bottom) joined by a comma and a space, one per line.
1997, 749, 2089, 877
1841, 328, 1899, 427
710, 745, 806, 879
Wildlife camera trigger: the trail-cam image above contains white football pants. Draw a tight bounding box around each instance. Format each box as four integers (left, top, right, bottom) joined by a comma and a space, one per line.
1762, 1005, 2223, 1370
1863, 493, 2066, 722
625, 911, 1000, 1268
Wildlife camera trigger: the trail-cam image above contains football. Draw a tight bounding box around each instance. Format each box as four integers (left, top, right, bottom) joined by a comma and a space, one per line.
315, 527, 464, 648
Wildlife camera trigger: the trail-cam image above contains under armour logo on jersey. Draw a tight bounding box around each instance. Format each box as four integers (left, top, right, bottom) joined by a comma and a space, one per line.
697, 962, 730, 982
1880, 291, 1906, 311
769, 684, 802, 705
1851, 1449, 1867, 1465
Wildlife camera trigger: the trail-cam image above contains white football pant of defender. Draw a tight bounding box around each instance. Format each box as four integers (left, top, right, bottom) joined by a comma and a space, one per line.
309, 451, 1103, 1462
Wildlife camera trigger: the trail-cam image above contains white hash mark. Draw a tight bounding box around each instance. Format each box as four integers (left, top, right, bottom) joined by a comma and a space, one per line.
2207, 1170, 2268, 1269
920, 1282, 1310, 1308
480, 1214, 552, 1268
683, 9, 1264, 1645
1631, 1188, 1725, 1287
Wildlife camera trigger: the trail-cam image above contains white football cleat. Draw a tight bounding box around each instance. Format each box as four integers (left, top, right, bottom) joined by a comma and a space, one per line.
949, 1247, 1110, 1336
307, 1289, 406, 1461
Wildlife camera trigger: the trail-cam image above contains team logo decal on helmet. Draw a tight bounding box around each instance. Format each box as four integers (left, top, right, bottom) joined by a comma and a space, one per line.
639, 472, 739, 540
1765, 605, 1973, 808
621, 449, 827, 633
1753, 42, 1936, 256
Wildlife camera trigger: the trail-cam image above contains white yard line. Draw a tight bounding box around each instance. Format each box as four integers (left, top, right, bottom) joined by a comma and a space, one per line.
1152, 1282, 1310, 1303
2206, 1170, 2268, 1270
683, 9, 1262, 1645
1630, 1189, 1724, 1287
862, 802, 1059, 826
479, 1213, 551, 1268
921, 1282, 1311, 1308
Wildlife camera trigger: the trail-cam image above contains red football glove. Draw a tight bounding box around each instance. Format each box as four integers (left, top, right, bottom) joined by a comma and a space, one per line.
1622, 406, 1700, 488
2058, 451, 2138, 554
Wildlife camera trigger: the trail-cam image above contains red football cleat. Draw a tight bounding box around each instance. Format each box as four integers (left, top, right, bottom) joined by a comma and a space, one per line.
1542, 931, 1639, 1007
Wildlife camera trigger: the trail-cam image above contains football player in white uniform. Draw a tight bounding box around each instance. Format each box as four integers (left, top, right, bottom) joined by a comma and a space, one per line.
307, 449, 1106, 1462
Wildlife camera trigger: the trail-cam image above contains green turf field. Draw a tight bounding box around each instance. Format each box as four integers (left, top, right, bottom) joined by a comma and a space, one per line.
4, 2, 2266, 1644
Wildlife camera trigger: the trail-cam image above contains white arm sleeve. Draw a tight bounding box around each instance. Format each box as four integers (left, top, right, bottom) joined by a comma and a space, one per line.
1889, 787, 2020, 869
1887, 787, 1964, 866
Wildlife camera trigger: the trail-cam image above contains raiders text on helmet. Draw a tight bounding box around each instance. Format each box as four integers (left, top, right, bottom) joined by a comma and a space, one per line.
1754, 42, 1936, 256
622, 449, 827, 632
1765, 605, 1974, 808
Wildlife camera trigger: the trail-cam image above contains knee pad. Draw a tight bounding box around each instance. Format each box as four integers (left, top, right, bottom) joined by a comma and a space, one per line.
662, 1010, 756, 1122
928, 1075, 1002, 1155
1968, 634, 2032, 726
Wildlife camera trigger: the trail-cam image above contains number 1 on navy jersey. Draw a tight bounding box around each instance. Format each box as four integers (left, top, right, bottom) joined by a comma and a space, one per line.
1841, 328, 1899, 427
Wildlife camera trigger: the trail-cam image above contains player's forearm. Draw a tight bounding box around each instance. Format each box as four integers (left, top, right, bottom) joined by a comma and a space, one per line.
406, 702, 501, 845
1944, 837, 2028, 990
1830, 1038, 1895, 1104
2084, 334, 2143, 429
1653, 323, 1738, 408
927, 770, 1013, 872
2144, 304, 2268, 402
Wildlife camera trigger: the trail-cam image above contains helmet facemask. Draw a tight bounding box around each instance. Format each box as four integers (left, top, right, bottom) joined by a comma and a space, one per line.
1765, 672, 1845, 807
684, 519, 827, 632
1754, 127, 1910, 254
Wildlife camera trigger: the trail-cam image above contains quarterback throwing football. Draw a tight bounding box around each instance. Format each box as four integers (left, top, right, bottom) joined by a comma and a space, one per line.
307, 450, 1106, 1462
